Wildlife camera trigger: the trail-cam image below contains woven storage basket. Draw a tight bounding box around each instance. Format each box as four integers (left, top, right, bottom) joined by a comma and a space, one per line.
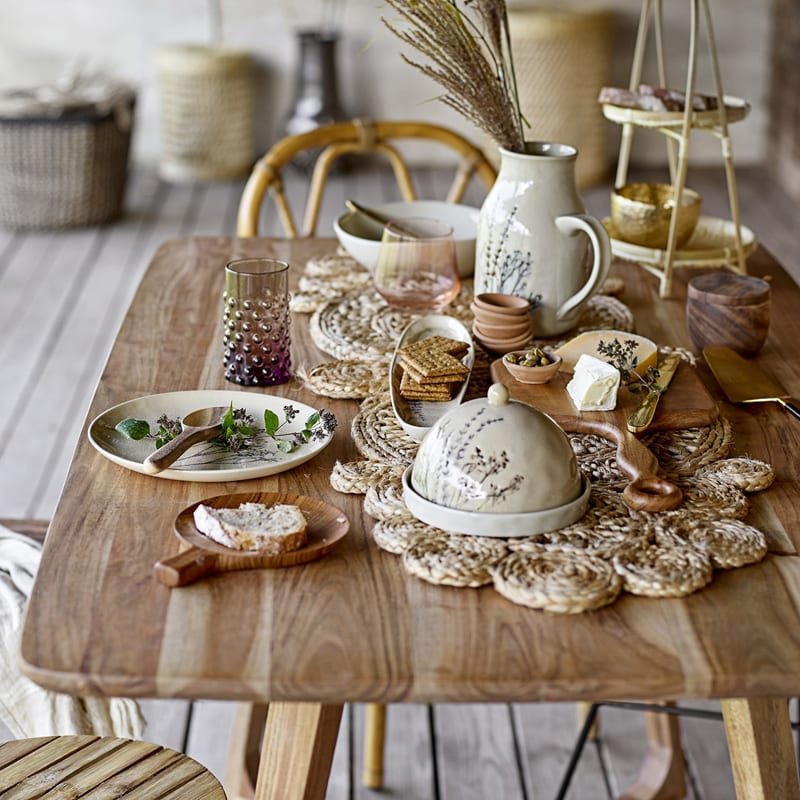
157, 45, 255, 182
0, 99, 134, 230
507, 7, 614, 188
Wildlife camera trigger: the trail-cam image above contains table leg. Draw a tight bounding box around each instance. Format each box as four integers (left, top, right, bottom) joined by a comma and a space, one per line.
618, 707, 687, 800
254, 702, 343, 800
226, 702, 269, 800
721, 697, 800, 800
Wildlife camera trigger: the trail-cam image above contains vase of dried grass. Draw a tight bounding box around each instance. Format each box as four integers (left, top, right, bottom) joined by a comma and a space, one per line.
474, 141, 611, 337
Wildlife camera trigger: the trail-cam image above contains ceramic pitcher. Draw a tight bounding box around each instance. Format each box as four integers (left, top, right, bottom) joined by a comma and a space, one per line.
474, 142, 611, 337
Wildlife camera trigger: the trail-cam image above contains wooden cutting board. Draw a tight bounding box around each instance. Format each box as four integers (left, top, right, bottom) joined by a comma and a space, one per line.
490, 359, 718, 511
154, 491, 349, 587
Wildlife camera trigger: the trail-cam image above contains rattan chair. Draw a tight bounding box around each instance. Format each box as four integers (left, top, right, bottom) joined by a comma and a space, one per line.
0, 735, 226, 799
236, 118, 497, 238
231, 119, 496, 794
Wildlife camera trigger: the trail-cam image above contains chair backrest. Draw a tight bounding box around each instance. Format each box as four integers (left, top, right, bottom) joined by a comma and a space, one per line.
237, 119, 497, 238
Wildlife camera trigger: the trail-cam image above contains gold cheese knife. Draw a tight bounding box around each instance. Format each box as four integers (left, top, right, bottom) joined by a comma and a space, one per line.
703, 345, 800, 420
626, 353, 681, 433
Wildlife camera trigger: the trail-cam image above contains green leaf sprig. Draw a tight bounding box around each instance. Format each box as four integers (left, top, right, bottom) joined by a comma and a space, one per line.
219, 405, 255, 452
263, 405, 338, 453
596, 339, 661, 394
114, 403, 337, 454
114, 413, 183, 448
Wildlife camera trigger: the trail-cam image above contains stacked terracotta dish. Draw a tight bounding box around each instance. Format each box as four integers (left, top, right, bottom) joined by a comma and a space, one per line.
470, 293, 533, 354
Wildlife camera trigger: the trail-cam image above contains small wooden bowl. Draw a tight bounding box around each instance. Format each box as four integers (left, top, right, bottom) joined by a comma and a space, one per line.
502, 352, 562, 384
472, 327, 533, 355
472, 317, 532, 340
473, 293, 530, 316
470, 302, 529, 327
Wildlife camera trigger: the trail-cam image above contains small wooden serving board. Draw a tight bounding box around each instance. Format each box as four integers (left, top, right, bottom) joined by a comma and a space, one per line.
490, 358, 718, 511
154, 491, 349, 587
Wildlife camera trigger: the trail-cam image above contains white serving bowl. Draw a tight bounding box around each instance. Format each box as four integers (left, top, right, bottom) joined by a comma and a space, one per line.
334, 200, 480, 278
404, 383, 589, 536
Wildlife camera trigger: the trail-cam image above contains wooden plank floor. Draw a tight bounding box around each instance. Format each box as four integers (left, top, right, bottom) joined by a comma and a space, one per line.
1, 162, 798, 799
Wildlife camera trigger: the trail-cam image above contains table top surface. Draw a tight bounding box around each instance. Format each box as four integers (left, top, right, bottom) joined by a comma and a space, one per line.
19, 237, 800, 705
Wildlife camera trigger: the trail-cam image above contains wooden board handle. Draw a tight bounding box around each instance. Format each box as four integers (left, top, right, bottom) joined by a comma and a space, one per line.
562, 421, 684, 512
623, 476, 683, 512
154, 547, 221, 587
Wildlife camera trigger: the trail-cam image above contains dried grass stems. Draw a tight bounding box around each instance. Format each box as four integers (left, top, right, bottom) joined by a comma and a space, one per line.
382, 0, 525, 152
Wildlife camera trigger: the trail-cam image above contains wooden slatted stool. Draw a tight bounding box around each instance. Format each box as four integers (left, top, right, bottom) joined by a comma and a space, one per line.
0, 735, 226, 799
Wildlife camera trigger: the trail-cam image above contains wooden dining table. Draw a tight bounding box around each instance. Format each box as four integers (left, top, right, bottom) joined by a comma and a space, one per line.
19, 235, 800, 799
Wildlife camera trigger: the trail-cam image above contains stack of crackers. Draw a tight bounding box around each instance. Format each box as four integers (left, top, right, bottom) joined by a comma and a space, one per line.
397, 335, 470, 402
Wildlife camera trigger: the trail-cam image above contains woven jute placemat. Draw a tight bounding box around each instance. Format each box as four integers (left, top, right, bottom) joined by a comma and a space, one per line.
334, 389, 775, 613
296, 249, 634, 365
300, 252, 776, 612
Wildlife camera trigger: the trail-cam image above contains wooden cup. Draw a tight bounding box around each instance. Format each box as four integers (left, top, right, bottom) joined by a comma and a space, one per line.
686, 273, 770, 357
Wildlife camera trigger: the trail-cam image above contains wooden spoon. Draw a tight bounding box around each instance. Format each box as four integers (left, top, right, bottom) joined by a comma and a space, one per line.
142, 406, 228, 474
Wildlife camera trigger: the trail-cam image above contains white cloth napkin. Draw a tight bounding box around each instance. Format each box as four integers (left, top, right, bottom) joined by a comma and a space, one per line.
0, 69, 135, 129
0, 524, 145, 739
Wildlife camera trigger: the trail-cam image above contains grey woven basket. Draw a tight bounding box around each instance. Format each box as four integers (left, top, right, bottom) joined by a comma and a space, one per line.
0, 101, 134, 230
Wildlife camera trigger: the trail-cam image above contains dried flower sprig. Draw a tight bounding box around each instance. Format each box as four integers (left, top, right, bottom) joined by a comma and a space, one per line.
597, 339, 661, 394
115, 404, 337, 455
264, 405, 338, 452
381, 0, 525, 152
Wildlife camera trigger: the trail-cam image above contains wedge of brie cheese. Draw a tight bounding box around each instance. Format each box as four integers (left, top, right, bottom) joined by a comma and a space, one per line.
566, 354, 621, 411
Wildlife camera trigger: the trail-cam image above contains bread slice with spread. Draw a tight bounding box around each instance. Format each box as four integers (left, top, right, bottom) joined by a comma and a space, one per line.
193, 502, 308, 554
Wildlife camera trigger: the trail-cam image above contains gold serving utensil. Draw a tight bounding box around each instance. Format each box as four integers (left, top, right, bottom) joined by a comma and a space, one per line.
626, 352, 681, 433
142, 406, 228, 474
345, 200, 420, 238
346, 200, 392, 228
703, 345, 800, 420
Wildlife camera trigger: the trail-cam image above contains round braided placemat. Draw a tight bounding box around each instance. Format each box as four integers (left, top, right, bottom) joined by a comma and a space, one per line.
364, 473, 412, 522
310, 288, 474, 360
297, 359, 390, 398
329, 460, 404, 494
493, 548, 623, 613
612, 543, 713, 598
351, 395, 419, 466
304, 252, 366, 278
696, 457, 775, 493
372, 518, 432, 555
403, 531, 508, 588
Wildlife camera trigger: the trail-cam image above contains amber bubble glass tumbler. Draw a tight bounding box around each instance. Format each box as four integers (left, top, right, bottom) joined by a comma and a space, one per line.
223, 258, 291, 386
373, 218, 461, 310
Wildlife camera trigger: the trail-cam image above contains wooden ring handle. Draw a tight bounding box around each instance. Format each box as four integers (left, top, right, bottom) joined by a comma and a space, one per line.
623, 477, 683, 512
153, 547, 220, 587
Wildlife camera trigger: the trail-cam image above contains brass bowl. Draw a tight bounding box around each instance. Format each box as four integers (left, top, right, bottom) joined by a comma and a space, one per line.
610, 183, 702, 249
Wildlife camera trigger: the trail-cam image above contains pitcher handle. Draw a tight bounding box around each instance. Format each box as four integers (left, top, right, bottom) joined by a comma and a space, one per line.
554, 214, 612, 320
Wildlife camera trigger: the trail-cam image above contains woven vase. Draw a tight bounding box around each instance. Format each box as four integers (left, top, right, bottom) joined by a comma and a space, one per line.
507, 8, 614, 188
157, 45, 255, 182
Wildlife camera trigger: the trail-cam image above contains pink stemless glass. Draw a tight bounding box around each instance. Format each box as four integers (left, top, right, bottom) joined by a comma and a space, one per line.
373, 218, 461, 310
223, 258, 292, 386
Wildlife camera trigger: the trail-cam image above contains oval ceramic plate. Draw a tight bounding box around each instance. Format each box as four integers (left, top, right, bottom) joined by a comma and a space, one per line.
402, 466, 590, 537
389, 315, 474, 441
88, 390, 334, 481
153, 491, 349, 587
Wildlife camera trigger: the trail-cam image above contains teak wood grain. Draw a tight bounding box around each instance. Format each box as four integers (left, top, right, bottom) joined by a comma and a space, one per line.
17, 237, 800, 799
19, 238, 800, 705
